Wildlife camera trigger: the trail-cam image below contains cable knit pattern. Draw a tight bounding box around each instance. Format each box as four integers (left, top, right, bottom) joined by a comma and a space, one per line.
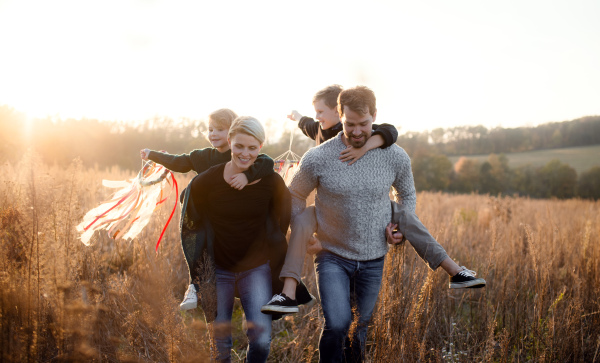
289, 134, 417, 261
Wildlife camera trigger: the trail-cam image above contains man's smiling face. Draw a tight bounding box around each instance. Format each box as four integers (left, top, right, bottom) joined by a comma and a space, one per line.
341, 105, 376, 148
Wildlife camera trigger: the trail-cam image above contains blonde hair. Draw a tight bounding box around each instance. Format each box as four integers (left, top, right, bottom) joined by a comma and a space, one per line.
228, 116, 265, 145
208, 108, 238, 129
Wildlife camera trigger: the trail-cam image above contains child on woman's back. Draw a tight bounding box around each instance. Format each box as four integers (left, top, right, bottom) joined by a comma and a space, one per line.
141, 108, 274, 310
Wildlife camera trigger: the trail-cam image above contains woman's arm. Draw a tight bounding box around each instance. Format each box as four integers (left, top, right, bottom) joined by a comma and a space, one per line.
272, 175, 292, 233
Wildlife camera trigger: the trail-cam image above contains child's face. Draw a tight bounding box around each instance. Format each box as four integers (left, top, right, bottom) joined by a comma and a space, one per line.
208, 120, 229, 150
313, 99, 340, 130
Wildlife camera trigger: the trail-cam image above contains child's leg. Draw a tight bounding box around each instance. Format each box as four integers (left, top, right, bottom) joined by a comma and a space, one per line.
279, 205, 317, 298
391, 201, 486, 288
391, 201, 449, 271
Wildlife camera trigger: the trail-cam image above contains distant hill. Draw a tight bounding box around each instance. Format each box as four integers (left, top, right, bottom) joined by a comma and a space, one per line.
447, 144, 600, 174
399, 115, 600, 157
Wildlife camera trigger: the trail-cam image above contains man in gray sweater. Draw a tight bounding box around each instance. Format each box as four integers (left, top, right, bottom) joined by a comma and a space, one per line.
286, 86, 483, 362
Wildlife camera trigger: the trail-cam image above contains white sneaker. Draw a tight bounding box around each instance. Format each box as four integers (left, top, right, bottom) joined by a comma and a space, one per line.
179, 284, 198, 310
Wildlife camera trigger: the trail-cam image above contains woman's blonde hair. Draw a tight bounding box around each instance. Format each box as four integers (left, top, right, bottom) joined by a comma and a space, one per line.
228, 116, 265, 145
208, 108, 238, 129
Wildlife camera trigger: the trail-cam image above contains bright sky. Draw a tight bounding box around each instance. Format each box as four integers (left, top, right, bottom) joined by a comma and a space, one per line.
1, 0, 599, 133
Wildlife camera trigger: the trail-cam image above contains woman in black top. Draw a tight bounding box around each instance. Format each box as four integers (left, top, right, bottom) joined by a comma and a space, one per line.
189, 116, 289, 363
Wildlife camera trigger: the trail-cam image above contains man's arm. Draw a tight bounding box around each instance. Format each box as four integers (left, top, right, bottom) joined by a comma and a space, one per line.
287, 151, 319, 222
392, 148, 417, 212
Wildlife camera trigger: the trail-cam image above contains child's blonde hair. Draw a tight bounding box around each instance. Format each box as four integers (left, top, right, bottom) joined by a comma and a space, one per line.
228, 116, 265, 145
208, 108, 238, 129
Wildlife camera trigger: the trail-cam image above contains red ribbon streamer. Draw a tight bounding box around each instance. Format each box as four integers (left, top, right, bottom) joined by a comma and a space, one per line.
155, 171, 178, 252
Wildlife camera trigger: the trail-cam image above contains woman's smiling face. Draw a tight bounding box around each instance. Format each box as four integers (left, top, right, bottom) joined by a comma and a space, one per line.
228, 133, 262, 170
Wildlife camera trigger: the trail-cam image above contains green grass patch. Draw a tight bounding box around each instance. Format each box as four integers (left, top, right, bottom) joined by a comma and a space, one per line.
448, 144, 600, 174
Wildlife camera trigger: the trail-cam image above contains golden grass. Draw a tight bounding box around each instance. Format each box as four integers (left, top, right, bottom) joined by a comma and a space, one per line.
1, 153, 599, 362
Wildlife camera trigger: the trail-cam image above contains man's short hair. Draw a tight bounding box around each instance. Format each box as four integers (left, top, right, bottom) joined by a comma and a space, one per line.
337, 86, 377, 117
313, 84, 343, 109
209, 108, 238, 129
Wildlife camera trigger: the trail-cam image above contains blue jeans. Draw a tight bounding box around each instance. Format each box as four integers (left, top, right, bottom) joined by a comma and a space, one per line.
315, 251, 385, 363
214, 262, 272, 363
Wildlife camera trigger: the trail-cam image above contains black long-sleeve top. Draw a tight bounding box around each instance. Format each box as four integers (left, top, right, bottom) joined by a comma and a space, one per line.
190, 163, 291, 272
148, 148, 274, 182
297, 116, 399, 147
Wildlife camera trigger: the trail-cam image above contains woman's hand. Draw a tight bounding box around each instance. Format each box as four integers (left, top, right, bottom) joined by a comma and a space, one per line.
140, 148, 150, 160
306, 234, 323, 255
229, 173, 248, 190
339, 145, 367, 165
385, 223, 404, 245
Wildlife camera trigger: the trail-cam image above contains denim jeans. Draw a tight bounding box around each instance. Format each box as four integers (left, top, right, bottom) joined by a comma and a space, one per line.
214, 262, 272, 363
314, 251, 385, 363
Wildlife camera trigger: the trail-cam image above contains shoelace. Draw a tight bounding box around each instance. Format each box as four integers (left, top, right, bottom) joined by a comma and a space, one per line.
268, 294, 286, 303
457, 267, 477, 277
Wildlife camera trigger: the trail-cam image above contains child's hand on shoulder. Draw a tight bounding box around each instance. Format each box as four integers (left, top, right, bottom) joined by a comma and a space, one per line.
339, 145, 367, 165
228, 173, 248, 190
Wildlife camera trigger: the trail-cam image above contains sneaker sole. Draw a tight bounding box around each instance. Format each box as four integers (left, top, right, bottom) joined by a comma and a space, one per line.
180, 301, 198, 310
261, 305, 299, 314
449, 278, 486, 289
299, 295, 317, 308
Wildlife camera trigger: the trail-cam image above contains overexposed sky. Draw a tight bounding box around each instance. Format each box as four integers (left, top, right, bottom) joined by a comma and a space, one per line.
1, 0, 599, 133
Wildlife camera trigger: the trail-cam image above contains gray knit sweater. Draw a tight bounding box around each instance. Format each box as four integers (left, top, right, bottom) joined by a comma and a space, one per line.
289, 134, 417, 261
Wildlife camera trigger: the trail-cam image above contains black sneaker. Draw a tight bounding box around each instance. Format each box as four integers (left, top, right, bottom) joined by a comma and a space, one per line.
296, 282, 317, 308
449, 267, 486, 289
261, 293, 299, 314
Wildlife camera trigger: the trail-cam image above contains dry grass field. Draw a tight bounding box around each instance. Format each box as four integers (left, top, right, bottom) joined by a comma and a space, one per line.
1, 153, 599, 362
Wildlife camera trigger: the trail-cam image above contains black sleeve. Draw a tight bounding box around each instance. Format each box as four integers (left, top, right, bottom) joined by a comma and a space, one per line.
148, 150, 195, 173
243, 154, 275, 182
297, 116, 319, 141
189, 166, 215, 206
272, 175, 291, 234
371, 123, 399, 149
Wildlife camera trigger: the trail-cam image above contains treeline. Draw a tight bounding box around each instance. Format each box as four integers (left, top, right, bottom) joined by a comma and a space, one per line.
2, 105, 599, 200
399, 115, 600, 156
0, 106, 309, 171
411, 151, 600, 200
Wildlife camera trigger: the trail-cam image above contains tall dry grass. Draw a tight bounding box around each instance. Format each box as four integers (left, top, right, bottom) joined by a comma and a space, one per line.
1, 153, 599, 362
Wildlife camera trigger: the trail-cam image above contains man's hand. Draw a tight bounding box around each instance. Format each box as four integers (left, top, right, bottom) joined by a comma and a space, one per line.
386, 223, 404, 245
306, 234, 323, 255
339, 145, 367, 165
140, 148, 150, 160
228, 173, 249, 190
287, 110, 303, 122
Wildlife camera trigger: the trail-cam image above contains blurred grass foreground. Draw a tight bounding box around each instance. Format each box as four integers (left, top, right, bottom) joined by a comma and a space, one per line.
1, 153, 599, 362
